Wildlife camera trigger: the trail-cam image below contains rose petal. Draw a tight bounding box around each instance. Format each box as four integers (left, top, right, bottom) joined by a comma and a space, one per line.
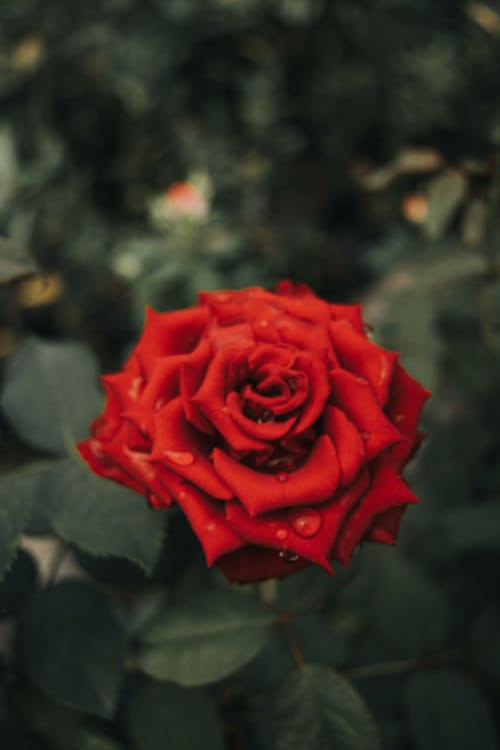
386, 363, 431, 466
329, 303, 364, 333
323, 406, 366, 485
365, 505, 407, 544
192, 349, 268, 452
332, 460, 418, 566
77, 439, 146, 495
212, 434, 340, 516
291, 353, 331, 434
330, 321, 398, 405
157, 470, 244, 566
133, 305, 209, 375
180, 341, 214, 434
225, 500, 333, 572
329, 369, 403, 460
226, 391, 297, 441
151, 397, 233, 500
216, 545, 311, 583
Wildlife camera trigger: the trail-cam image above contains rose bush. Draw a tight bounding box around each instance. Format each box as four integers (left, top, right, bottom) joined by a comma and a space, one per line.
78, 282, 429, 583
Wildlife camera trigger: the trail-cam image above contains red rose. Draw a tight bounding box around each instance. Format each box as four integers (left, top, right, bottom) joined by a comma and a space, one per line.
78, 282, 429, 583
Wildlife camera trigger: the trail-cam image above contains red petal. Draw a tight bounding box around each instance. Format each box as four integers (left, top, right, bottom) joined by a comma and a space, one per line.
291, 353, 331, 434
216, 545, 311, 583
212, 434, 340, 516
133, 305, 209, 375
180, 341, 214, 434
330, 321, 398, 405
158, 471, 244, 566
323, 406, 366, 485
192, 349, 268, 452
329, 369, 403, 460
151, 397, 233, 500
226, 391, 297, 441
366, 506, 407, 544
329, 303, 364, 333
332, 460, 418, 566
386, 363, 430, 466
225, 500, 333, 572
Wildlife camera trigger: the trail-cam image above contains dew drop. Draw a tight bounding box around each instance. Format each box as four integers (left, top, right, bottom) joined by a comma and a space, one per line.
259, 319, 269, 328
155, 397, 166, 412
279, 550, 300, 563
128, 376, 144, 401
206, 521, 216, 532
355, 376, 368, 385
394, 413, 405, 423
275, 528, 288, 541
222, 405, 231, 415
276, 472, 289, 483
289, 508, 323, 538
178, 489, 187, 501
164, 449, 195, 466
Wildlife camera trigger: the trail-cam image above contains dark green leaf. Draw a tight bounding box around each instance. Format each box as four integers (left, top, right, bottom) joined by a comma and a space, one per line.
18, 581, 126, 718
41, 457, 165, 574
1, 337, 103, 454
274, 664, 380, 750
438, 500, 500, 555
275, 566, 336, 613
406, 669, 498, 750
371, 550, 448, 657
11, 684, 82, 750
423, 171, 467, 240
122, 675, 224, 750
0, 238, 38, 284
0, 549, 37, 616
0, 476, 33, 579
138, 588, 273, 685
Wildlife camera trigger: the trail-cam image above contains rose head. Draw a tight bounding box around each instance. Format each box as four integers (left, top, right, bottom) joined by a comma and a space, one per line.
78, 282, 429, 583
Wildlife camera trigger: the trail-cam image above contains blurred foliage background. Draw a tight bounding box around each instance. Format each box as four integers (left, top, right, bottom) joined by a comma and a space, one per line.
1, 1, 500, 749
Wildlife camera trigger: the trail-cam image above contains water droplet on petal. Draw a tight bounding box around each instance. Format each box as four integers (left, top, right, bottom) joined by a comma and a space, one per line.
289, 508, 323, 538
222, 405, 231, 415
128, 376, 144, 401
394, 413, 405, 423
178, 489, 187, 501
275, 528, 288, 541
259, 319, 269, 328
355, 376, 368, 385
155, 397, 166, 412
164, 449, 195, 466
279, 550, 300, 563
206, 521, 216, 532
276, 472, 289, 483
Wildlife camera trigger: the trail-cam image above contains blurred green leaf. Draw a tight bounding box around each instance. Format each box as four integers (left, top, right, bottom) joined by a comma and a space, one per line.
138, 588, 273, 685
122, 675, 224, 750
423, 170, 467, 240
0, 238, 38, 284
11, 684, 82, 750
41, 457, 166, 574
274, 664, 380, 750
0, 477, 33, 579
1, 337, 103, 454
0, 549, 37, 616
406, 669, 498, 750
18, 581, 126, 718
371, 551, 449, 658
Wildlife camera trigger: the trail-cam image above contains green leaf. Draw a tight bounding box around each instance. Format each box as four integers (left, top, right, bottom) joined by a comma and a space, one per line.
41, 457, 166, 574
18, 581, 126, 718
0, 237, 38, 284
11, 684, 82, 750
138, 588, 273, 685
0, 549, 37, 616
406, 669, 498, 750
274, 664, 380, 750
122, 675, 225, 750
423, 171, 467, 240
437, 500, 500, 555
0, 476, 33, 579
1, 337, 103, 454
371, 551, 448, 657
